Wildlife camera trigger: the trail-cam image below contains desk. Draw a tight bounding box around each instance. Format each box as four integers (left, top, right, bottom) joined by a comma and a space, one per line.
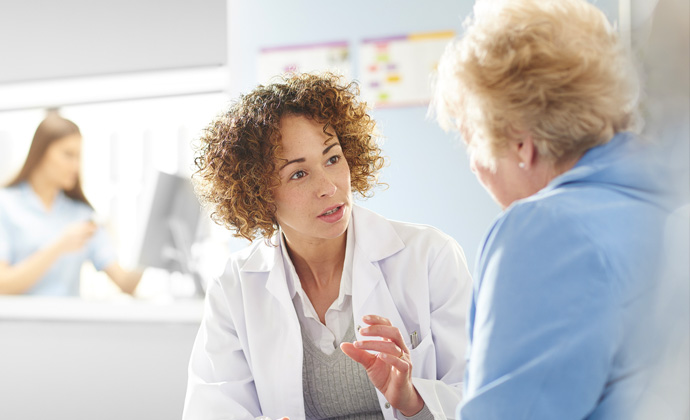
0, 296, 204, 420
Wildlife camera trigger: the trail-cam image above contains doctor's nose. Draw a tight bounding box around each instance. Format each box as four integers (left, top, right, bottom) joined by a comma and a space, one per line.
317, 171, 337, 198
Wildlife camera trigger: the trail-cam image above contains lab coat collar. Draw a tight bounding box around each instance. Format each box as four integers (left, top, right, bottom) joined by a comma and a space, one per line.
350, 205, 405, 262
238, 237, 293, 311
237, 205, 406, 317
239, 236, 279, 273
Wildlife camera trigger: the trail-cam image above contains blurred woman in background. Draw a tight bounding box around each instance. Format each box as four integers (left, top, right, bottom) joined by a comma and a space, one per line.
434, 0, 672, 418
0, 112, 141, 296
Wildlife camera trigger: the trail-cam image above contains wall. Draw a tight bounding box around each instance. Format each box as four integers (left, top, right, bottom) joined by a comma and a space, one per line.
0, 0, 226, 83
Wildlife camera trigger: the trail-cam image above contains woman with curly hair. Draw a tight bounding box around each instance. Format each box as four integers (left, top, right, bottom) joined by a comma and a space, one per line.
183, 73, 472, 419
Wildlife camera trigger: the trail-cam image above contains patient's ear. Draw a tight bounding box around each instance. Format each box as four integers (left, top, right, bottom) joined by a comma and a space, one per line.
514, 133, 537, 169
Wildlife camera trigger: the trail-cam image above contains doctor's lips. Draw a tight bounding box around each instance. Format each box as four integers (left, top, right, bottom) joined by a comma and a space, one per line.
318, 204, 345, 222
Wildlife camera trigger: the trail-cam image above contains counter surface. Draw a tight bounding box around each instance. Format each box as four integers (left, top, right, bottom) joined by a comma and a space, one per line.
0, 295, 204, 323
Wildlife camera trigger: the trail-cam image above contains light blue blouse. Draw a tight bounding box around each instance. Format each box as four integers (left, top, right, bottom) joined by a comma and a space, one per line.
0, 182, 116, 296
459, 133, 671, 419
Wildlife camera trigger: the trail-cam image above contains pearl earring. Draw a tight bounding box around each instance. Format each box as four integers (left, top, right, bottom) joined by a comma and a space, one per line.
518, 162, 526, 169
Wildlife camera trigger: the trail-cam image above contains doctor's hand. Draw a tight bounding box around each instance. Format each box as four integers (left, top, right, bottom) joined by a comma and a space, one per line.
340, 315, 424, 417
53, 221, 96, 254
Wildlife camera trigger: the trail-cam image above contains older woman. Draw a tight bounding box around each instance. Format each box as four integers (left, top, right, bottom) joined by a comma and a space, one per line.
183, 73, 472, 419
434, 0, 670, 418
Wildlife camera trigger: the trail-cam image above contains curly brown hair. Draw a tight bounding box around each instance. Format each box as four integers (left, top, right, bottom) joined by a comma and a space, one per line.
193, 72, 386, 242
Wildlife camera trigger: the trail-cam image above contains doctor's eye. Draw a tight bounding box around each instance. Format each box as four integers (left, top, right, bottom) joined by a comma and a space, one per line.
326, 155, 341, 166
290, 170, 307, 180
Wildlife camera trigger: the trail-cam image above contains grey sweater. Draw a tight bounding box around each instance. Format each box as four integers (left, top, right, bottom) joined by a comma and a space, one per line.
301, 320, 384, 420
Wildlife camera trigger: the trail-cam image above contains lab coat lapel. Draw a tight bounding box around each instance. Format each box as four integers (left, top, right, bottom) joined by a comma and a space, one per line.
242, 238, 294, 312
240, 240, 305, 417
264, 247, 294, 312
350, 207, 408, 337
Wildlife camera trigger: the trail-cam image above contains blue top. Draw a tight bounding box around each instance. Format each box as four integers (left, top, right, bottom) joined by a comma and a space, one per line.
0, 182, 116, 296
458, 132, 670, 420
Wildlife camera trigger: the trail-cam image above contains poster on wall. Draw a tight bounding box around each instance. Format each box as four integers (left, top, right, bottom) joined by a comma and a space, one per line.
257, 41, 351, 84
359, 31, 455, 108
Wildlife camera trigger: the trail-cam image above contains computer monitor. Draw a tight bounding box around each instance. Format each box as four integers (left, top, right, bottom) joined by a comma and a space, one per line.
133, 170, 204, 296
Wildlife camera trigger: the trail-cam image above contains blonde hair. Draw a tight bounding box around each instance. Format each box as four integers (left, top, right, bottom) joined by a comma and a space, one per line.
434, 0, 640, 170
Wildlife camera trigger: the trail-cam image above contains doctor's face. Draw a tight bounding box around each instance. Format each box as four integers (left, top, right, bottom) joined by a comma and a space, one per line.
273, 114, 352, 245
35, 133, 83, 191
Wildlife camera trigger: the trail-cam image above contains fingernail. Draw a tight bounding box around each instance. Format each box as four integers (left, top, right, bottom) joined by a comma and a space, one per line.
354, 341, 362, 348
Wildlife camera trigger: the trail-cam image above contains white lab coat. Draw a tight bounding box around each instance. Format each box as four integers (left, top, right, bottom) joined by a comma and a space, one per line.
183, 205, 472, 420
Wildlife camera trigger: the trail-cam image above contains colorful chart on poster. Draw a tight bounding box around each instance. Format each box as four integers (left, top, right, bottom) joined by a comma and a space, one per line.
359, 31, 455, 108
